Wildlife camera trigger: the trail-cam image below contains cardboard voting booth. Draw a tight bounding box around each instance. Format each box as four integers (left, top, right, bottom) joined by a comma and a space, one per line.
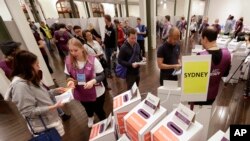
181, 55, 211, 102
157, 80, 181, 114
89, 114, 116, 141
208, 130, 229, 141
216, 36, 231, 48
113, 83, 141, 137
222, 47, 250, 83
124, 93, 167, 141
191, 45, 205, 55
151, 104, 203, 141
118, 134, 131, 141
227, 39, 243, 53
189, 104, 212, 140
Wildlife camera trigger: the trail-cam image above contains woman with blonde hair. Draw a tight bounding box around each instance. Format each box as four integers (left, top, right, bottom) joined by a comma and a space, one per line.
65, 38, 106, 127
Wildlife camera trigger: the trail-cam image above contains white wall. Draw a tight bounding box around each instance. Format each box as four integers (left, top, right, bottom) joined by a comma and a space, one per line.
102, 3, 116, 17
0, 0, 12, 21
176, 0, 185, 16
191, 0, 205, 16
207, 0, 245, 26
157, 1, 175, 17
74, 1, 88, 18
38, 0, 58, 19
128, 5, 139, 17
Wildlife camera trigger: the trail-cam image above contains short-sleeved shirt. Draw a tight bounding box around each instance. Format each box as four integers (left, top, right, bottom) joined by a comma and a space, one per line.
157, 42, 180, 75
64, 58, 104, 97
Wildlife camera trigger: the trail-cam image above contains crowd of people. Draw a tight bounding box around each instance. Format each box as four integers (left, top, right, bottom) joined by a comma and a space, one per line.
0, 14, 148, 140
3, 12, 248, 140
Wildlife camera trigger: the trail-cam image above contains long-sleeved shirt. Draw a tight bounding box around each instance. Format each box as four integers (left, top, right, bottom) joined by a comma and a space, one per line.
6, 76, 64, 135
118, 41, 142, 75
104, 24, 116, 48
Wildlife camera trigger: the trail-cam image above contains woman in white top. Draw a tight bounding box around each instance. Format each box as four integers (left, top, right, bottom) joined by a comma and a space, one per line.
65, 38, 106, 128
83, 30, 110, 90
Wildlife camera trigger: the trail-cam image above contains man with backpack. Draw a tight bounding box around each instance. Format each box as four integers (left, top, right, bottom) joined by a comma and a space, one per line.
136, 18, 147, 57
118, 28, 143, 90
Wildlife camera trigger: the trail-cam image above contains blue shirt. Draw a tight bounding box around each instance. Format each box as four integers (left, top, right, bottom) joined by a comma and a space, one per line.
136, 24, 145, 41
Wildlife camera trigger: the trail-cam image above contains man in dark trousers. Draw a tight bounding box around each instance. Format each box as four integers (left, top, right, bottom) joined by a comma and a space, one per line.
118, 28, 143, 90
104, 14, 116, 78
157, 27, 181, 85
136, 18, 146, 57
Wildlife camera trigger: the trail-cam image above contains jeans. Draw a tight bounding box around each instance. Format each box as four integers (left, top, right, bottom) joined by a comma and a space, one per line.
44, 37, 53, 51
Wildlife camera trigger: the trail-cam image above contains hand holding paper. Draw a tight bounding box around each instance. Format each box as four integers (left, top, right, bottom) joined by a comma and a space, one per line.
55, 88, 74, 104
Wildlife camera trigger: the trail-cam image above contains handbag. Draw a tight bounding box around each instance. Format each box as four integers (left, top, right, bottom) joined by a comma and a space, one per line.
26, 116, 61, 141
115, 44, 138, 79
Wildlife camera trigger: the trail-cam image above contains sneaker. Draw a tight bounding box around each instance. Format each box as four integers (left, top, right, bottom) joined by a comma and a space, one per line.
61, 114, 71, 121
88, 116, 94, 128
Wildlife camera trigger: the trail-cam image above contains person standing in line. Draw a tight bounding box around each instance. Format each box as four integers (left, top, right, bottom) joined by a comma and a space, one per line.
136, 18, 147, 57
0, 41, 20, 99
31, 27, 54, 74
104, 15, 116, 78
199, 17, 209, 34
73, 25, 86, 44
118, 28, 143, 90
224, 16, 234, 35
234, 17, 244, 38
83, 30, 111, 90
162, 15, 172, 42
157, 27, 181, 85
196, 26, 231, 104
39, 21, 54, 52
212, 19, 221, 34
65, 38, 106, 127
54, 23, 73, 58
117, 22, 125, 48
6, 50, 67, 137
189, 16, 197, 38
123, 20, 132, 38
88, 23, 102, 44
0, 41, 21, 79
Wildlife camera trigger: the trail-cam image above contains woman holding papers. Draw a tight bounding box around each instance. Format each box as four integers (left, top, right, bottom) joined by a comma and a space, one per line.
6, 50, 66, 138
65, 38, 106, 128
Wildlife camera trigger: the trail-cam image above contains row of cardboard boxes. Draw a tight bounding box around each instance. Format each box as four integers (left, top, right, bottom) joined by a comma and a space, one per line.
89, 83, 229, 141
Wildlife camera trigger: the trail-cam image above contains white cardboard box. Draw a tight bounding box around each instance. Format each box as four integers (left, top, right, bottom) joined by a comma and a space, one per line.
117, 134, 131, 141
227, 39, 243, 53
208, 130, 228, 141
222, 48, 250, 83
151, 109, 203, 141
216, 37, 231, 48
89, 116, 116, 141
157, 81, 181, 114
113, 85, 141, 137
124, 95, 167, 141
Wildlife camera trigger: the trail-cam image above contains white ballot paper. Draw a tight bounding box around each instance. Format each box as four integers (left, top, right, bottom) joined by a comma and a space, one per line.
55, 89, 74, 104
172, 69, 182, 76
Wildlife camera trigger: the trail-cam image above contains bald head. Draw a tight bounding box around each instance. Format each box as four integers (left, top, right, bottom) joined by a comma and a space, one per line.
169, 27, 180, 37
168, 27, 180, 45
201, 26, 218, 42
